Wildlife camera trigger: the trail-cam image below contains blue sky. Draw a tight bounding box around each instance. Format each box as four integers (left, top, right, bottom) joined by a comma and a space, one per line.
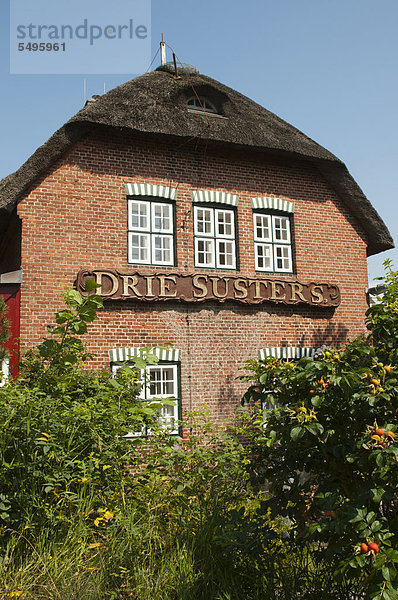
1, 0, 397, 283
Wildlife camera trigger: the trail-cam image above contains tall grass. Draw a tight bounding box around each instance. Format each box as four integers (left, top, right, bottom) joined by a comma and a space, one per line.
0, 433, 364, 600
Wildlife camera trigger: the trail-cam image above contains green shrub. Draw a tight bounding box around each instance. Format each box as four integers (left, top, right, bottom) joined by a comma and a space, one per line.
0, 283, 161, 533
241, 261, 398, 600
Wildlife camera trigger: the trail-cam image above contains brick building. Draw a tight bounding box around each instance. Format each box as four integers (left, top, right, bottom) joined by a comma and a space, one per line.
0, 63, 394, 425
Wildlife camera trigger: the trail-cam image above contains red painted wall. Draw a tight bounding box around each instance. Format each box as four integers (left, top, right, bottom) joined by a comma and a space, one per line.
0, 284, 20, 376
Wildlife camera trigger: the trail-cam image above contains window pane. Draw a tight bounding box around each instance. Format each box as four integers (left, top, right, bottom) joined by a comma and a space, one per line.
129, 233, 149, 263
255, 243, 273, 271
254, 214, 271, 241
129, 201, 149, 230
274, 245, 292, 271
196, 238, 214, 267
152, 203, 172, 233
148, 366, 176, 398
160, 403, 178, 432
217, 240, 235, 268
149, 368, 162, 396
161, 367, 175, 395
152, 235, 173, 265
195, 207, 213, 235
273, 216, 290, 242
188, 97, 217, 113
216, 210, 234, 237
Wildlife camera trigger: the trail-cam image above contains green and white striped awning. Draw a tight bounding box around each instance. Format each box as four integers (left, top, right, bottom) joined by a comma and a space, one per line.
258, 347, 314, 361
191, 190, 239, 206
109, 347, 181, 363
251, 197, 294, 213
125, 183, 178, 200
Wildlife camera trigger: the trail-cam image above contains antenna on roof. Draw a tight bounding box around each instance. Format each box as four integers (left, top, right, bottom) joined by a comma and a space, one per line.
160, 33, 166, 66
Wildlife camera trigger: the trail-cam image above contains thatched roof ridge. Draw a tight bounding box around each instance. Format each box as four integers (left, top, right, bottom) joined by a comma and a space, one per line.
0, 67, 393, 256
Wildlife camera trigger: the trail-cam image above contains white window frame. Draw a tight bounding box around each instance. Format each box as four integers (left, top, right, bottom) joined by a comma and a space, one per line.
193, 205, 236, 269
142, 363, 179, 435
253, 212, 293, 273
0, 357, 9, 387
112, 361, 180, 436
128, 198, 174, 266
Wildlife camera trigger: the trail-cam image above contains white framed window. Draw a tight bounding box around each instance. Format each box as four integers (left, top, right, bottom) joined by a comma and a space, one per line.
112, 358, 180, 436
141, 363, 179, 434
128, 198, 174, 266
194, 206, 236, 269
253, 212, 293, 273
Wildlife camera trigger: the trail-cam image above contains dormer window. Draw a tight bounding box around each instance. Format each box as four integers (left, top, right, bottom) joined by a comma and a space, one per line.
187, 97, 218, 114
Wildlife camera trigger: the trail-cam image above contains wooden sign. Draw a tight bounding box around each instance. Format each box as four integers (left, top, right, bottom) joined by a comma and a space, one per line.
76, 269, 341, 308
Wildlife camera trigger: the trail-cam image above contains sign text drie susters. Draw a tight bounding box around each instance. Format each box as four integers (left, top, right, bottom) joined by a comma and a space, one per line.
75, 269, 341, 308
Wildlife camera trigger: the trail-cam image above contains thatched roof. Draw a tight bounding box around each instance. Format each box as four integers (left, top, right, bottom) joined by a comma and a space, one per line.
0, 64, 393, 256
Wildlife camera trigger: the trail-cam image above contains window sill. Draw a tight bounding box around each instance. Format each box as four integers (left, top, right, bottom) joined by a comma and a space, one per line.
187, 109, 228, 120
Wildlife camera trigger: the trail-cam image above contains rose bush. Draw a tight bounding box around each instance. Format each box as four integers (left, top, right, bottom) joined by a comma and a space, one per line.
241, 261, 398, 600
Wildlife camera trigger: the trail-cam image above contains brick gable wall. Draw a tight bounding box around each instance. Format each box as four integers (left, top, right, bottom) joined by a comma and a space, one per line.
16, 130, 369, 422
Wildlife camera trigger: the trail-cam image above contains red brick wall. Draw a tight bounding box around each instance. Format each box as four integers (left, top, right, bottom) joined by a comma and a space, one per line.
16, 130, 369, 421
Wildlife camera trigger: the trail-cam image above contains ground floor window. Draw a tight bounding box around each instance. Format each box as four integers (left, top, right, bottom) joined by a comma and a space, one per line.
110, 347, 181, 436
257, 347, 315, 419
140, 363, 180, 434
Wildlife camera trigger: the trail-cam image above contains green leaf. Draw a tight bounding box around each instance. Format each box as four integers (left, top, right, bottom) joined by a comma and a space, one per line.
382, 565, 394, 582
71, 321, 87, 334
160, 399, 177, 406
376, 452, 386, 467
84, 278, 100, 292
133, 357, 148, 370
79, 307, 97, 322
349, 508, 367, 523
311, 396, 322, 407
370, 488, 385, 504
305, 422, 324, 436
55, 310, 73, 324
291, 426, 304, 441
38, 339, 59, 358
65, 289, 84, 305
381, 587, 397, 600
87, 295, 103, 308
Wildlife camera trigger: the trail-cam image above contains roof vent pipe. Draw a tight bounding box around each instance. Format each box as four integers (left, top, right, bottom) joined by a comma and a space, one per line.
160, 34, 166, 66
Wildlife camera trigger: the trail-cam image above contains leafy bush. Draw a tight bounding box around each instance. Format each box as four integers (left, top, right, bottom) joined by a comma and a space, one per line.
0, 283, 161, 533
241, 261, 398, 600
